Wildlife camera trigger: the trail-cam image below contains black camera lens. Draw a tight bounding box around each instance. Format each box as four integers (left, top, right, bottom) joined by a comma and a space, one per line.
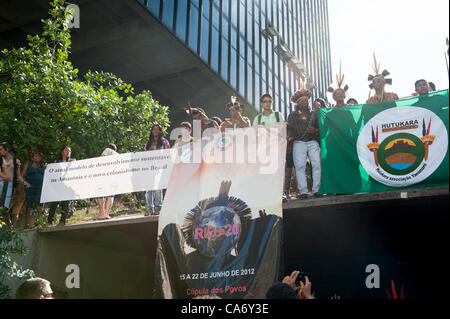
295, 271, 306, 287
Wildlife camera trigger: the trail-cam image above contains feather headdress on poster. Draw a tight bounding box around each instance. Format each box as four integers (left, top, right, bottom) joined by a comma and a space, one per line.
182, 181, 252, 258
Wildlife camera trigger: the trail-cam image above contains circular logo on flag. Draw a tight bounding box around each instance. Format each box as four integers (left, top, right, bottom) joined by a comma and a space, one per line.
357, 106, 448, 187
216, 133, 233, 151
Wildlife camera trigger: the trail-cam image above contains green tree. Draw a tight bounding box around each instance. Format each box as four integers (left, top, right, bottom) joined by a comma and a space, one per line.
0, 0, 170, 162
0, 219, 34, 298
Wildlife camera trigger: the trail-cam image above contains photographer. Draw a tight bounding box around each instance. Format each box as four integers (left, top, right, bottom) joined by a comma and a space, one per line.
266, 270, 314, 299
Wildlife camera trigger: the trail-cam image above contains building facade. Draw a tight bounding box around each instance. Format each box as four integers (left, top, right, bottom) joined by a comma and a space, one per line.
137, 0, 332, 117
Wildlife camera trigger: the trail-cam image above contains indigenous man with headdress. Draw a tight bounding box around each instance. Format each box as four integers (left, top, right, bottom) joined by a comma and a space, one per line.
366, 53, 399, 104
327, 61, 349, 108
220, 95, 251, 132
287, 82, 322, 200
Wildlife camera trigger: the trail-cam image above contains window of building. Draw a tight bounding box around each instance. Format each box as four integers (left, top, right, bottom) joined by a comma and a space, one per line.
231, 26, 237, 49
273, 51, 278, 80
239, 56, 245, 95
239, 35, 245, 58
188, 4, 199, 52
162, 0, 175, 29
274, 77, 279, 98
247, 64, 253, 105
255, 72, 261, 103
272, 0, 277, 29
221, 37, 229, 81
148, 0, 160, 17
247, 8, 253, 47
200, 15, 209, 62
222, 13, 229, 40
239, 2, 246, 36
211, 26, 219, 72
230, 48, 237, 89
261, 60, 266, 84
202, 0, 210, 19
231, 0, 238, 27
254, 22, 260, 55
223, 0, 229, 16
268, 69, 273, 90
261, 34, 266, 63
212, 3, 220, 28
268, 42, 273, 70
175, 0, 188, 41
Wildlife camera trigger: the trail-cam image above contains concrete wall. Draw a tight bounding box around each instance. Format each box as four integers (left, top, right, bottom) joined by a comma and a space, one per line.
283, 194, 449, 298
8, 218, 158, 299
4, 230, 39, 298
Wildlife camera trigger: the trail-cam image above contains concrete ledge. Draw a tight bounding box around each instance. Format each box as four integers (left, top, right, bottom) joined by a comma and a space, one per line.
282, 185, 449, 210
38, 185, 448, 233
39, 213, 158, 233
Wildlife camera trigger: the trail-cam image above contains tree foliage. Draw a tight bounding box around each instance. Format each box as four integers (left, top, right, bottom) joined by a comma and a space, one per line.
0, 219, 34, 298
0, 0, 170, 162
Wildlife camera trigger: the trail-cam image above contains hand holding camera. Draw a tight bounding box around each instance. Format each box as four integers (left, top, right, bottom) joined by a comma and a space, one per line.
282, 270, 313, 299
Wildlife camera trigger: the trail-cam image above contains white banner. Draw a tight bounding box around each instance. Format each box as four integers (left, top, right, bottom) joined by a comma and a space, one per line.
40, 149, 176, 203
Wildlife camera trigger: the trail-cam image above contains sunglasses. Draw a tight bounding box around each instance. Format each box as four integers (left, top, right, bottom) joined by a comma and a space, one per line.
262, 100, 273, 103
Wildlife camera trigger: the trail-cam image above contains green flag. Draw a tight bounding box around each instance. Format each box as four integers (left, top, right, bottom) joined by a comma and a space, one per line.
319, 90, 449, 194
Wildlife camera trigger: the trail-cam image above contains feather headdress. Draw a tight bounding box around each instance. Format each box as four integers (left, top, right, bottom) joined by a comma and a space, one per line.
327, 60, 349, 97
226, 94, 242, 109
290, 78, 312, 104
368, 53, 392, 89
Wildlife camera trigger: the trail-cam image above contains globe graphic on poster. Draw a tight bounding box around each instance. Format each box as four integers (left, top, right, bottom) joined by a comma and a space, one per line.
193, 206, 241, 258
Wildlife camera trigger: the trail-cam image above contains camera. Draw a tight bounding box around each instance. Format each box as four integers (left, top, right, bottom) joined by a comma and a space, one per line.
295, 271, 306, 287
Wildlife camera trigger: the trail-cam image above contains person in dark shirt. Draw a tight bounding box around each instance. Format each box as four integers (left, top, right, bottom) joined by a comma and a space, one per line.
47, 145, 74, 226
287, 85, 322, 200
21, 151, 46, 228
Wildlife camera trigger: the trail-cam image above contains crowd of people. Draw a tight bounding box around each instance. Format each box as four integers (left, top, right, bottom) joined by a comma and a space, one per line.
0, 55, 441, 228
